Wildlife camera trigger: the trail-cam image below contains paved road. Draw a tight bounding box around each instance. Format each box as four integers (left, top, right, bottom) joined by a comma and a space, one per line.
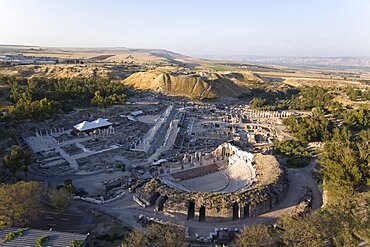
147, 108, 178, 154
131, 109, 179, 168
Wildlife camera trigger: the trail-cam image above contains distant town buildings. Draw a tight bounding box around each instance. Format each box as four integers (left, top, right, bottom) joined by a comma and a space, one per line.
0, 54, 58, 65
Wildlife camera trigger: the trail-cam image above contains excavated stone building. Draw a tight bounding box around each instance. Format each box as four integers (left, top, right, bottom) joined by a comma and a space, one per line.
134, 143, 288, 222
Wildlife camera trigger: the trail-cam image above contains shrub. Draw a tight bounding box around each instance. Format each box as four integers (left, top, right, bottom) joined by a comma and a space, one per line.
35, 235, 49, 247
70, 239, 83, 247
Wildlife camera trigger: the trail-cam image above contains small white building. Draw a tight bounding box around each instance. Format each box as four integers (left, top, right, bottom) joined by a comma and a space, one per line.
73, 118, 112, 134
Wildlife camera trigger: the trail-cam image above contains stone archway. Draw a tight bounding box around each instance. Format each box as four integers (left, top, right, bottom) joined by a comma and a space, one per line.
232, 202, 239, 220
243, 204, 250, 218
157, 196, 168, 212
187, 201, 195, 220
199, 205, 206, 222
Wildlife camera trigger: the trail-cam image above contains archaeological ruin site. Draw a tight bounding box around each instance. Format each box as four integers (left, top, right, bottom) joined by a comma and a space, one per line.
2, 1, 370, 244
134, 142, 288, 222
10, 90, 322, 242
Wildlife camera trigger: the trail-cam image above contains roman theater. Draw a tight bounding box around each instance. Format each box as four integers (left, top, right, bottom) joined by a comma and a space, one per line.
134, 142, 288, 222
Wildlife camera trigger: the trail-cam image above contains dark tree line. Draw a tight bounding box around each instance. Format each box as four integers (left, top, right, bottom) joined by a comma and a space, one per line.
345, 87, 370, 101
273, 140, 311, 168
0, 75, 127, 121
249, 86, 337, 111
283, 110, 334, 144
321, 128, 369, 200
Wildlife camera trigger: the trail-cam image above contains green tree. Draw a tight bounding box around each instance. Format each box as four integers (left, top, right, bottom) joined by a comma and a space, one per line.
91, 90, 105, 108
35, 235, 49, 247
273, 140, 311, 168
234, 224, 276, 247
50, 188, 72, 213
63, 179, 75, 194
286, 86, 334, 110
70, 239, 83, 247
2, 75, 127, 122
2, 146, 32, 175
277, 207, 360, 247
0, 181, 43, 227
283, 111, 333, 143
121, 224, 189, 247
346, 87, 364, 101
343, 106, 370, 130
7, 97, 57, 121
321, 128, 368, 200
250, 98, 268, 109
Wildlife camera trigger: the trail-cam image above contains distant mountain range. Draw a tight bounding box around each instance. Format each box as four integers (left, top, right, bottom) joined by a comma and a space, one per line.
0, 45, 195, 66
2, 45, 370, 71
204, 55, 370, 71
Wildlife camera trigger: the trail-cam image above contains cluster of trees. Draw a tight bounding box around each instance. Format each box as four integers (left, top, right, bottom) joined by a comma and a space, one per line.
283, 86, 334, 110
121, 224, 188, 247
237, 91, 370, 246
50, 179, 75, 212
273, 140, 311, 168
250, 97, 268, 109
238, 124, 370, 245
0, 145, 32, 182
6, 76, 126, 104
1, 75, 127, 121
91, 90, 126, 108
249, 86, 339, 111
321, 128, 369, 200
0, 181, 43, 227
342, 106, 370, 130
248, 88, 300, 111
7, 97, 57, 121
50, 188, 72, 213
235, 200, 369, 246
0, 74, 27, 87
345, 87, 370, 101
283, 110, 333, 143
282, 106, 369, 196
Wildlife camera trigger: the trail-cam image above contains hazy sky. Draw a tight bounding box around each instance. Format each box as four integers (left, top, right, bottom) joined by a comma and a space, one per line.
1, 0, 370, 57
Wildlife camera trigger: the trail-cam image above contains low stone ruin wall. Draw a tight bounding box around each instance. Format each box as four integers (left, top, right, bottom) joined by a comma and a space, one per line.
73, 191, 125, 204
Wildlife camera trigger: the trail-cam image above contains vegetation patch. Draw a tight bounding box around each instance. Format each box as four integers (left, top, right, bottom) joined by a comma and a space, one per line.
70, 239, 83, 247
283, 110, 333, 143
273, 140, 311, 168
0, 75, 127, 122
35, 235, 49, 247
3, 228, 29, 242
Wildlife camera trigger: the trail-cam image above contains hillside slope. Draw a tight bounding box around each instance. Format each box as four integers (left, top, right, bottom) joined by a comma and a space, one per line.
123, 70, 261, 99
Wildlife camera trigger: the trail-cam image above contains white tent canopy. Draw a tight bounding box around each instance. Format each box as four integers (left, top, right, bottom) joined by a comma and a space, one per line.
73, 118, 112, 132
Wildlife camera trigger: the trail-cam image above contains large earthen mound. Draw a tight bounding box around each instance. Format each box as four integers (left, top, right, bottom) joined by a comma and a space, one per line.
123, 70, 260, 99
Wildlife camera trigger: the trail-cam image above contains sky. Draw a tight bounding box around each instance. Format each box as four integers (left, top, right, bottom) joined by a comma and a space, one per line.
1, 0, 370, 57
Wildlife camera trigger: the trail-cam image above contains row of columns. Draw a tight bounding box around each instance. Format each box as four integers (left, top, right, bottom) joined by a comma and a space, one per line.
246, 110, 292, 118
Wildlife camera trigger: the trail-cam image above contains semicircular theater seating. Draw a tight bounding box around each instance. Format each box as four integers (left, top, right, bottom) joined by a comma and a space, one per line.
171, 144, 256, 193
